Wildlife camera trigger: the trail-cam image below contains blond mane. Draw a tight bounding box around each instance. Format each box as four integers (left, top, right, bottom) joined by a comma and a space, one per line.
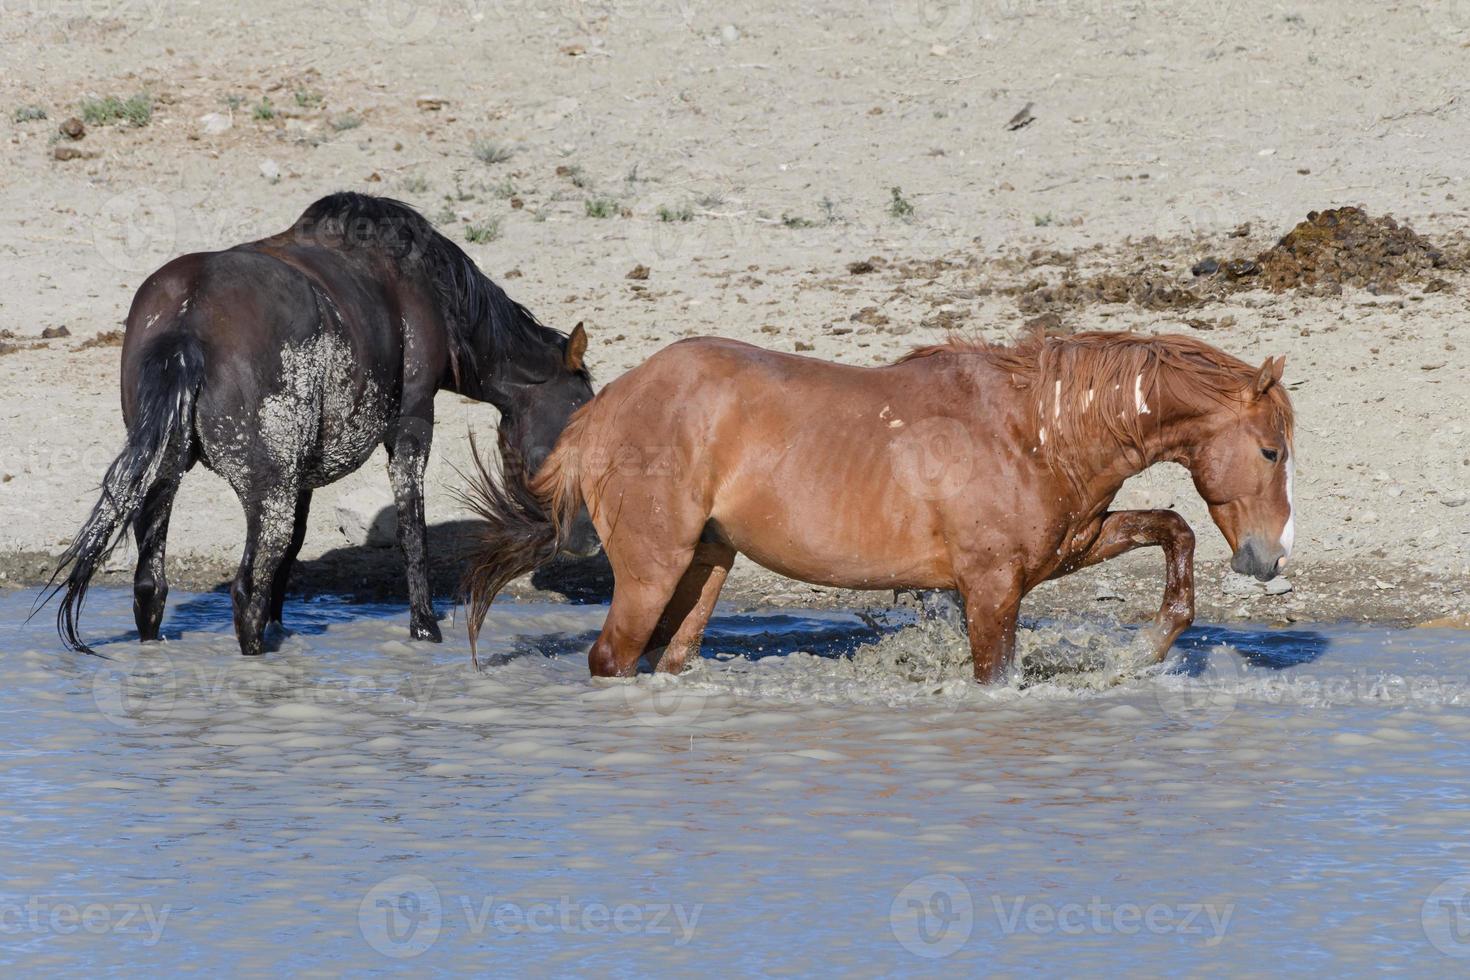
900, 330, 1295, 492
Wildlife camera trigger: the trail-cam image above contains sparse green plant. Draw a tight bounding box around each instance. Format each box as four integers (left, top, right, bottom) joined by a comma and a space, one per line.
433, 205, 457, 226
472, 139, 514, 165
887, 186, 915, 221
80, 93, 153, 128
329, 113, 362, 132
490, 178, 517, 199
584, 197, 618, 218
13, 105, 47, 123
221, 93, 246, 111
819, 195, 838, 224
657, 203, 694, 223
294, 88, 323, 108
464, 218, 502, 243
401, 174, 430, 194
781, 213, 815, 229
584, 197, 618, 219
1033, 212, 1055, 227
252, 97, 276, 121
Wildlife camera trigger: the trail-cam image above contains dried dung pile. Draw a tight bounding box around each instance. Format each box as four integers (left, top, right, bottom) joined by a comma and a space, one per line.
1242, 207, 1452, 293
1015, 271, 1204, 313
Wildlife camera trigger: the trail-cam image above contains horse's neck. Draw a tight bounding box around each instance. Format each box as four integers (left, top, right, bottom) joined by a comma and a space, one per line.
1064, 388, 1210, 506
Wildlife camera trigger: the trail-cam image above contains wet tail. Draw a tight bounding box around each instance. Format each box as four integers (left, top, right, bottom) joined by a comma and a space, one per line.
459, 407, 590, 666
40, 333, 204, 654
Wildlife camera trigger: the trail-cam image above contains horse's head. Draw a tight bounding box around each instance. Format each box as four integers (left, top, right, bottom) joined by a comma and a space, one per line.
1187, 355, 1295, 581
495, 322, 600, 556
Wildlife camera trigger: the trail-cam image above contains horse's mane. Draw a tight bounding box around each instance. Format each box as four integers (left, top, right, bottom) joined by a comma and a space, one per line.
295, 193, 573, 384
900, 330, 1294, 490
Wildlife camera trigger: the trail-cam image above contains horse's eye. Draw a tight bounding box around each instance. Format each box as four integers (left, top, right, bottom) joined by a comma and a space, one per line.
1261, 447, 1280, 463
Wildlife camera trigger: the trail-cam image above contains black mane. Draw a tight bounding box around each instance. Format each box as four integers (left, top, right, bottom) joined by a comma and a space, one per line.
296, 192, 565, 382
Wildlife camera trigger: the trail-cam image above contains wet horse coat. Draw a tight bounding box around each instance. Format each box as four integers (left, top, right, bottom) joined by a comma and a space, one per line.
48, 193, 593, 656
465, 331, 1295, 682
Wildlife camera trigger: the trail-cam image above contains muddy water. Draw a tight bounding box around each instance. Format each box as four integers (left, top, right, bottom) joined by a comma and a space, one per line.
3, 588, 1469, 974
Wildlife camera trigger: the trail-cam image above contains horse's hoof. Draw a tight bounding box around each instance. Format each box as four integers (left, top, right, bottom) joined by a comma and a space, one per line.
410, 619, 443, 643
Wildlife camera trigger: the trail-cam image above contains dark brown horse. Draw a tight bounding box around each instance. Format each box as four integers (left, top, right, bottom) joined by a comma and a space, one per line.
462, 330, 1296, 683
45, 193, 595, 656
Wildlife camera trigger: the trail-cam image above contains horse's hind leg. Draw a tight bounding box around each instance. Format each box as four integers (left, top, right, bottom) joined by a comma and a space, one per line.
231, 481, 302, 656
588, 548, 696, 678
644, 539, 736, 674
268, 488, 312, 627
133, 481, 179, 641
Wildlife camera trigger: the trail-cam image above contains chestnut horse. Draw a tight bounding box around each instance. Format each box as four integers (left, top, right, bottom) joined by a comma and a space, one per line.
463, 331, 1296, 682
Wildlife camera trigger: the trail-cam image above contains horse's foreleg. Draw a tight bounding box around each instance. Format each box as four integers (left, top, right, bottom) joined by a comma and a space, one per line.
957, 566, 1025, 684
644, 540, 736, 674
232, 483, 301, 656
133, 481, 178, 641
1053, 510, 1196, 662
386, 416, 440, 642
268, 488, 312, 626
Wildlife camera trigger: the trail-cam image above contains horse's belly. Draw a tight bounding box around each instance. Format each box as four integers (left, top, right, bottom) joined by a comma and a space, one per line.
307, 402, 391, 485
715, 501, 954, 592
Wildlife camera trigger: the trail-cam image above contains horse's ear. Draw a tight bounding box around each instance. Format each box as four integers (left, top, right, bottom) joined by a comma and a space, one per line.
565, 322, 587, 371
1252, 356, 1283, 398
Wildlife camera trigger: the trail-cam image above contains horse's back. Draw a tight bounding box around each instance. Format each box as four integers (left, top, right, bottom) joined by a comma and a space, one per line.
576, 337, 969, 587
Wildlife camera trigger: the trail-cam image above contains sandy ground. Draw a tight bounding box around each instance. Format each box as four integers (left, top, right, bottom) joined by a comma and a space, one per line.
1, 0, 1468, 629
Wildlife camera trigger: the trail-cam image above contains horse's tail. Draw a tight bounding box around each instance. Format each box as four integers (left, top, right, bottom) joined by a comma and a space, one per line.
41, 332, 205, 654
459, 406, 592, 665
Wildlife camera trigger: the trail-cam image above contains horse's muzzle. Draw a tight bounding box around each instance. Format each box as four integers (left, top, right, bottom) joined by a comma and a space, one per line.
1231, 536, 1286, 582
561, 508, 603, 559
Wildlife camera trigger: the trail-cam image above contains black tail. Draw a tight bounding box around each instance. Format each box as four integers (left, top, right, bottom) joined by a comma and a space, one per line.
455, 424, 584, 668
40, 333, 204, 654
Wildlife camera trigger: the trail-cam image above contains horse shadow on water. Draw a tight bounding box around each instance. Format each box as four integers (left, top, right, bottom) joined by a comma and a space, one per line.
73, 511, 617, 651
76, 503, 1328, 678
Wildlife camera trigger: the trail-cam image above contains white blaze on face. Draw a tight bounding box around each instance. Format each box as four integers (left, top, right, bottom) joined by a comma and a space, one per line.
1280, 446, 1296, 557
1133, 372, 1150, 414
